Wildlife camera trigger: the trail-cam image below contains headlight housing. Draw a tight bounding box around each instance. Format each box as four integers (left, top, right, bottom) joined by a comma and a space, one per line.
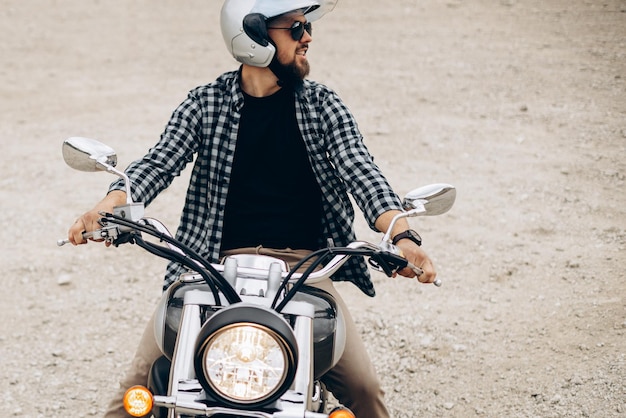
194, 304, 298, 408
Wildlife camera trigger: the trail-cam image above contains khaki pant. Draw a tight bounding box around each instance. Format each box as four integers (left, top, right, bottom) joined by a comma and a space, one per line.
104, 247, 390, 418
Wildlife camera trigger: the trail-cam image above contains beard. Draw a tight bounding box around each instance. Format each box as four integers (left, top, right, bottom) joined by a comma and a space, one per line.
287, 57, 310, 80
269, 54, 310, 88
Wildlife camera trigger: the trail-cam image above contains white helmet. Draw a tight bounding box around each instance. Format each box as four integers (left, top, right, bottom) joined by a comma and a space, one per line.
220, 0, 337, 67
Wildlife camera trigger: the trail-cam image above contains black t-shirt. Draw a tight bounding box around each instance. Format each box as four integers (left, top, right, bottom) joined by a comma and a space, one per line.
220, 87, 323, 251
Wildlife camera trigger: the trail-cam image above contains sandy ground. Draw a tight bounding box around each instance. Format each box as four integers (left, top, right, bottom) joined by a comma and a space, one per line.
1, 0, 625, 417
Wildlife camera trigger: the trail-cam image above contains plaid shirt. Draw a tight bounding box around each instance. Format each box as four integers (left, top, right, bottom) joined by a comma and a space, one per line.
111, 70, 403, 296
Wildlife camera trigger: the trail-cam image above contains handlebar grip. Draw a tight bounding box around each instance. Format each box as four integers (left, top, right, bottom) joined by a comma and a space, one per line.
406, 261, 442, 287
407, 263, 424, 277
57, 230, 97, 246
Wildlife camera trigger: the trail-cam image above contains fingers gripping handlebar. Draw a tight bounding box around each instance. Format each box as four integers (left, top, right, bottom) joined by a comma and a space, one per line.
406, 260, 442, 287
57, 214, 135, 247
57, 229, 101, 246
368, 250, 442, 286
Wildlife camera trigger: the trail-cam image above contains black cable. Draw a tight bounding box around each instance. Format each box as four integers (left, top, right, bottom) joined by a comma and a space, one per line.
104, 214, 407, 310
273, 247, 379, 312
102, 214, 241, 303
133, 235, 222, 305
270, 248, 331, 309
275, 251, 331, 313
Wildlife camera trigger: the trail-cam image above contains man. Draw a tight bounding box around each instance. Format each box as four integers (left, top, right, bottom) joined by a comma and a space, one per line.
68, 1, 437, 417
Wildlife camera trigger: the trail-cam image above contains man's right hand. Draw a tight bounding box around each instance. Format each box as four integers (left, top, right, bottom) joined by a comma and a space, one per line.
67, 190, 127, 246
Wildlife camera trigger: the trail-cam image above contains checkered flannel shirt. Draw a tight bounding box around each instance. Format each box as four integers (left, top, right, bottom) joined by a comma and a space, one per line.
110, 70, 403, 296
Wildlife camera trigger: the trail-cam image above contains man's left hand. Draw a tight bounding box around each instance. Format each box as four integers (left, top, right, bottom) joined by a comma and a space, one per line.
395, 240, 437, 284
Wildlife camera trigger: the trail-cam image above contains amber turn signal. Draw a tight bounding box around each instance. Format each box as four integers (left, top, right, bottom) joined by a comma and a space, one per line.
329, 407, 356, 418
123, 385, 153, 417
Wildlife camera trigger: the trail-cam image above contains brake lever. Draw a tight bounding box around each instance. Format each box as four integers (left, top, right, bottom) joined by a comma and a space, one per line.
368, 256, 395, 277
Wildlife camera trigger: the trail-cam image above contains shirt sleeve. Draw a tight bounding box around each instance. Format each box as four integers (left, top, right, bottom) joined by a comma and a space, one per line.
108, 91, 203, 206
319, 89, 403, 230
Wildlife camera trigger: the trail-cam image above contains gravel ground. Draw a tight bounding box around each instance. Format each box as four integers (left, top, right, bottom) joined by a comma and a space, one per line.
1, 0, 625, 417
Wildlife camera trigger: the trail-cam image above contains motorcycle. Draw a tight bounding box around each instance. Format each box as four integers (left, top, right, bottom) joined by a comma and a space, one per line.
58, 137, 456, 418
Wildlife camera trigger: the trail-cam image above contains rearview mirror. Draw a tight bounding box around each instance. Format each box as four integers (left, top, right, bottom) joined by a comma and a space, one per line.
402, 183, 456, 216
62, 137, 117, 172
61, 137, 135, 208
380, 183, 456, 246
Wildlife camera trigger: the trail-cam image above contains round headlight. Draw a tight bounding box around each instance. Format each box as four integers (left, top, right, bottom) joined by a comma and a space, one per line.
203, 323, 289, 402
194, 305, 298, 408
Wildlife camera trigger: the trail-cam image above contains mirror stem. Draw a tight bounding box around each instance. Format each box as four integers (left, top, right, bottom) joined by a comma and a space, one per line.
111, 168, 134, 205
381, 212, 406, 243
380, 205, 426, 244
96, 161, 134, 205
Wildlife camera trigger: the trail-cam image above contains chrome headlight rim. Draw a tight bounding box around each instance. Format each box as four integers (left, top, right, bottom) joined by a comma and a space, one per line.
194, 304, 298, 409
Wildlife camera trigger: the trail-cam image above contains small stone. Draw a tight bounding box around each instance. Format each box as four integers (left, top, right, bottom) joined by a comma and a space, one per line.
453, 344, 467, 352
570, 375, 584, 385
443, 402, 455, 410
57, 274, 72, 286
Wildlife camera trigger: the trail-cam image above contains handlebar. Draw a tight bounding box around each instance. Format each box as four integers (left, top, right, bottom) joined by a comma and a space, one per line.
57, 219, 442, 286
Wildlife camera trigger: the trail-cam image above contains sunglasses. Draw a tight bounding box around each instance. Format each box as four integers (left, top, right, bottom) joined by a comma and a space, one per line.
268, 21, 313, 41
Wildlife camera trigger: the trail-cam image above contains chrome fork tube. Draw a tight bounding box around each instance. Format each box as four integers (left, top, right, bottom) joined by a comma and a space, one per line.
167, 290, 205, 418
292, 315, 314, 410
